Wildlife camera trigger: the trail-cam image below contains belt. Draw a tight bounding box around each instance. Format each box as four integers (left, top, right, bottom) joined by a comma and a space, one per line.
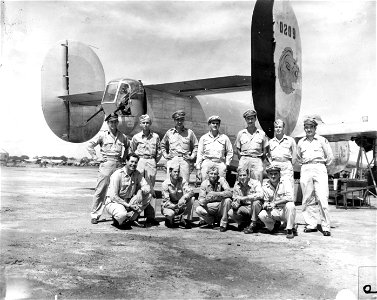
241, 155, 262, 159
272, 158, 291, 163
303, 161, 325, 165
139, 155, 155, 159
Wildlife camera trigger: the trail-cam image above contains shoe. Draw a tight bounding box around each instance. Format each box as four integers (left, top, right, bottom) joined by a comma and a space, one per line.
271, 221, 281, 234
198, 220, 207, 226
286, 230, 294, 239
130, 220, 143, 228
200, 223, 214, 229
244, 225, 258, 234
165, 219, 173, 228
293, 224, 298, 236
238, 221, 249, 232
91, 218, 98, 224
323, 231, 331, 236
182, 220, 192, 229
111, 217, 119, 227
219, 226, 227, 232
304, 228, 318, 233
119, 221, 132, 229
145, 219, 160, 227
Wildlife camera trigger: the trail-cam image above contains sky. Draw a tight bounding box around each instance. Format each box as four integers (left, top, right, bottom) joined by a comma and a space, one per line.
0, 0, 376, 159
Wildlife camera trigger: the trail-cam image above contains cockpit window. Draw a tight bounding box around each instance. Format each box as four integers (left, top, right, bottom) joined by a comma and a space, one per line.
102, 82, 118, 103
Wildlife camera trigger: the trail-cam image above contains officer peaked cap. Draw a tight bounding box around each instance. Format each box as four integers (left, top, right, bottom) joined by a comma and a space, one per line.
266, 164, 281, 173
172, 110, 186, 120
105, 113, 119, 122
304, 117, 318, 126
243, 109, 257, 118
207, 115, 221, 124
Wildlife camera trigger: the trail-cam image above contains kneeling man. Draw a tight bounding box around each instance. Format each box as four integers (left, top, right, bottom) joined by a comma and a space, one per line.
229, 167, 264, 232
196, 165, 232, 232
259, 165, 297, 239
105, 153, 153, 229
161, 163, 195, 229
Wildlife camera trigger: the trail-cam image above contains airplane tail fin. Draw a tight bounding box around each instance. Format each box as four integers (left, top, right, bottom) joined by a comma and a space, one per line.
41, 40, 105, 142
251, 0, 302, 137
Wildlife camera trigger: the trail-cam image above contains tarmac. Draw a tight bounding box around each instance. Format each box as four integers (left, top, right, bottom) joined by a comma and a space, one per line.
1, 165, 376, 299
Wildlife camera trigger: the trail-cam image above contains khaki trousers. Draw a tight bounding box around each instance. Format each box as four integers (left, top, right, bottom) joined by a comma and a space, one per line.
91, 160, 121, 219
196, 198, 232, 227
300, 164, 331, 231
258, 202, 296, 230
105, 192, 153, 225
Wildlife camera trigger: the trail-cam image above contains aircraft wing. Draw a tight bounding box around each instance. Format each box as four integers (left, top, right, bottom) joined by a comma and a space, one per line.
145, 75, 251, 96
293, 120, 377, 142
58, 91, 103, 106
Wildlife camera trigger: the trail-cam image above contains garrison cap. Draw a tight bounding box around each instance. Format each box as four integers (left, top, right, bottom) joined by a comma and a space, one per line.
207, 164, 219, 174
139, 114, 151, 123
266, 164, 281, 173
172, 110, 186, 120
304, 117, 318, 126
168, 161, 180, 173
274, 119, 285, 127
105, 113, 119, 122
243, 109, 257, 118
207, 115, 221, 124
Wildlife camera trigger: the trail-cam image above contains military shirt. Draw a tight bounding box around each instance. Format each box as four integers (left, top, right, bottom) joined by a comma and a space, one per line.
262, 178, 293, 207
198, 177, 232, 203
232, 179, 264, 205
87, 129, 129, 162
196, 132, 233, 168
161, 177, 193, 207
297, 134, 333, 166
269, 135, 296, 162
130, 131, 162, 161
106, 167, 150, 204
161, 127, 198, 158
235, 128, 269, 157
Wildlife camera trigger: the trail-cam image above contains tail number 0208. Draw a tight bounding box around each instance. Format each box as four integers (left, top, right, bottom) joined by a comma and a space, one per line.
279, 22, 296, 40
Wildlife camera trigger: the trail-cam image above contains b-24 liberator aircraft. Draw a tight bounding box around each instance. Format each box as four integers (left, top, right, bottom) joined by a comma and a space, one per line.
41, 0, 377, 178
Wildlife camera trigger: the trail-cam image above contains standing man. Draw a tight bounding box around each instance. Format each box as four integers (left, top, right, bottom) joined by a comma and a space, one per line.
130, 114, 162, 226
161, 163, 195, 229
161, 110, 198, 183
87, 113, 130, 225
196, 165, 232, 232
258, 165, 297, 239
267, 119, 297, 189
235, 109, 269, 183
105, 154, 152, 229
228, 167, 264, 232
297, 117, 334, 236
195, 115, 233, 181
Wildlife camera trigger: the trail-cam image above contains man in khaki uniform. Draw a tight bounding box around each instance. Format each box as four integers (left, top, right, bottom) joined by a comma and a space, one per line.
161, 163, 195, 229
161, 110, 198, 183
130, 114, 162, 226
195, 115, 233, 181
196, 165, 232, 232
267, 119, 297, 189
87, 113, 130, 224
105, 153, 152, 229
297, 117, 334, 236
235, 109, 269, 183
228, 167, 264, 232
258, 165, 297, 239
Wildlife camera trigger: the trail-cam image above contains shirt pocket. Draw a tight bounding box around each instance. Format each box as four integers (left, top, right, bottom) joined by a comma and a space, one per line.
113, 140, 124, 152
240, 136, 250, 145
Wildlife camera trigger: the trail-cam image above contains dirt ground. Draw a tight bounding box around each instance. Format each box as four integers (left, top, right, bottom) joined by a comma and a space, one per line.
0, 166, 376, 299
